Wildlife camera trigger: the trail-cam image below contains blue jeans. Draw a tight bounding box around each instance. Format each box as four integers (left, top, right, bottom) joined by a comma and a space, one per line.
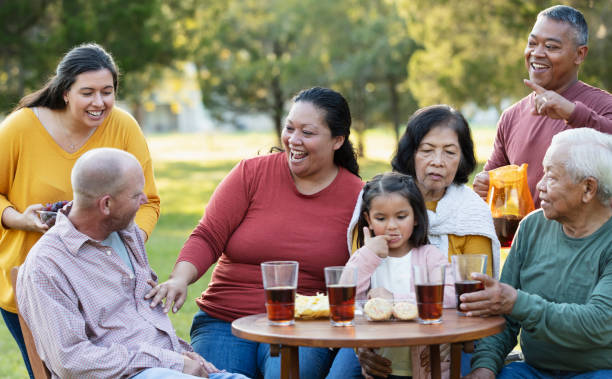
132, 367, 249, 379
190, 310, 335, 378
498, 362, 612, 379
326, 347, 364, 378
1, 308, 34, 378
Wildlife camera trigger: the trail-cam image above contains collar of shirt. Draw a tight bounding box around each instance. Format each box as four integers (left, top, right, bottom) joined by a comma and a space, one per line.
55, 206, 141, 257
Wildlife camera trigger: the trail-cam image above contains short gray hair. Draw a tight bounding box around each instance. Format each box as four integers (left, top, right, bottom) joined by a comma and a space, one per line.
546, 128, 612, 204
538, 5, 588, 46
71, 148, 141, 207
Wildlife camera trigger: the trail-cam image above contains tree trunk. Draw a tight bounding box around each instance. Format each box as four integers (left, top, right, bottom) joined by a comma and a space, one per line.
271, 40, 284, 143
388, 77, 401, 142
271, 74, 284, 143
352, 87, 368, 157
131, 101, 144, 127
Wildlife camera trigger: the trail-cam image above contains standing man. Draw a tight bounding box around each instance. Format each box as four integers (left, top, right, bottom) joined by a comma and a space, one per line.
462, 128, 612, 378
17, 148, 246, 378
473, 5, 612, 207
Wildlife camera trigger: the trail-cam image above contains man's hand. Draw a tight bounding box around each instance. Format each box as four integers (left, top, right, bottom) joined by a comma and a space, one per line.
145, 276, 189, 314
459, 273, 518, 317
357, 347, 392, 379
363, 227, 391, 258
524, 79, 576, 120
183, 356, 207, 377
184, 351, 221, 376
472, 172, 490, 202
463, 367, 496, 379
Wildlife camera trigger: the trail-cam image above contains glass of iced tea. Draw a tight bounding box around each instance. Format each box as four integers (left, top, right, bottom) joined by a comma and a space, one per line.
324, 266, 357, 326
412, 265, 446, 324
451, 254, 487, 315
261, 261, 299, 326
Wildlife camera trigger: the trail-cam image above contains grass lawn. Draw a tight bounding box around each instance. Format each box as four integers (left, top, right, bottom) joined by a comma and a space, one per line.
0, 127, 496, 377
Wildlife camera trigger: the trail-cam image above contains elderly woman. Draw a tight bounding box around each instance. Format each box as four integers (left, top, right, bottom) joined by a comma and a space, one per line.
390, 105, 500, 276
463, 128, 612, 379
331, 105, 500, 379
147, 87, 364, 378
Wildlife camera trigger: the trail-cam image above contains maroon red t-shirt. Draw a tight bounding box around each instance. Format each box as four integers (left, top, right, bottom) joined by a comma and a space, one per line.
485, 81, 612, 207
178, 152, 364, 321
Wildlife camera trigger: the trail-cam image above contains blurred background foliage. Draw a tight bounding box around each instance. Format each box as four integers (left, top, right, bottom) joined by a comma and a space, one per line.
0, 0, 609, 145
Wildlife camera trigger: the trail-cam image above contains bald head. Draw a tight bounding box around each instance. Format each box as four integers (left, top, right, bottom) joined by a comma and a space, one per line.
71, 148, 142, 208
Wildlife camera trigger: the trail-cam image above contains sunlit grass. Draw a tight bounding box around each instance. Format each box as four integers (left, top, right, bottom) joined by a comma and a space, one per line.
1, 127, 495, 377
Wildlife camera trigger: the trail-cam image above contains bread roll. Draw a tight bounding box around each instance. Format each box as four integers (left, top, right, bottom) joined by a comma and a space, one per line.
364, 298, 393, 321
392, 301, 418, 320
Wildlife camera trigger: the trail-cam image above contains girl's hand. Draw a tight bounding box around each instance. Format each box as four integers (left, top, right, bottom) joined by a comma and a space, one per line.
363, 227, 391, 258
367, 287, 393, 300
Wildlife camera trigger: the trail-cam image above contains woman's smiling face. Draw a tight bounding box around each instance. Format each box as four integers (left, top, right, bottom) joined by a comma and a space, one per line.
281, 101, 344, 180
63, 68, 115, 129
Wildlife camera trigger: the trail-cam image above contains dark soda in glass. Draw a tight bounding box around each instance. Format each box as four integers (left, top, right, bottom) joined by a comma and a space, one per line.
265, 286, 296, 325
455, 280, 484, 312
415, 284, 444, 322
493, 215, 521, 247
327, 284, 356, 324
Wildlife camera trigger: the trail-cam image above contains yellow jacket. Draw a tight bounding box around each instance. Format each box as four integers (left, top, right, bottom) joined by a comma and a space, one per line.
0, 107, 160, 312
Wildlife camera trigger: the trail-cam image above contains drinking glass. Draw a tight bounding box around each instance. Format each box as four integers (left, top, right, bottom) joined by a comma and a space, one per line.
324, 266, 357, 326
451, 255, 487, 315
261, 261, 299, 326
412, 265, 446, 324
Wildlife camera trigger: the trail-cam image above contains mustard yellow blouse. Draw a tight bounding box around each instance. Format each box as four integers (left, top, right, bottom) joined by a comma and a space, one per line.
426, 201, 494, 277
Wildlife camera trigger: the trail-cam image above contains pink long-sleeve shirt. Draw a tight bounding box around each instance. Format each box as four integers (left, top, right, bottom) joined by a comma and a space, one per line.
17, 209, 190, 378
345, 244, 455, 308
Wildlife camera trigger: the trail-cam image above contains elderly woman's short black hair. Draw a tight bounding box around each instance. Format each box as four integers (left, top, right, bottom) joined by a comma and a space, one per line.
391, 104, 476, 185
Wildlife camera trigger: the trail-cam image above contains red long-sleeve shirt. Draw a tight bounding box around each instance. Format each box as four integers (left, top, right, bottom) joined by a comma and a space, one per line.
178, 152, 364, 321
485, 80, 612, 207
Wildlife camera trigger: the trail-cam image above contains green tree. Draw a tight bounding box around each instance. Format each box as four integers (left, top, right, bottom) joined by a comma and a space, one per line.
397, 0, 610, 112
321, 0, 420, 153
0, 0, 182, 118
0, 0, 57, 112
180, 0, 327, 140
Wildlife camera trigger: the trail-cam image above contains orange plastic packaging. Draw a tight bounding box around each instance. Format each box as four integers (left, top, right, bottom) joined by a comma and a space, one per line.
487, 164, 535, 247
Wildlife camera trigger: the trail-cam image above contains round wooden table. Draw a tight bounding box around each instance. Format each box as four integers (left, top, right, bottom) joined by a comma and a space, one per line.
232, 309, 505, 379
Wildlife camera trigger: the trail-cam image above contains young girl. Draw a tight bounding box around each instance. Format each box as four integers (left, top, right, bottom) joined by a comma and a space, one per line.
334, 172, 455, 379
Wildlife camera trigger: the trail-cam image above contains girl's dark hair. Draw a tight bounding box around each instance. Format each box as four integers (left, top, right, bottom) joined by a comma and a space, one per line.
357, 172, 429, 249
16, 43, 119, 111
391, 104, 476, 185
293, 87, 360, 177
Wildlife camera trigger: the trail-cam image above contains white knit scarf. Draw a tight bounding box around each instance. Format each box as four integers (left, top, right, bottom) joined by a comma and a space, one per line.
347, 184, 501, 279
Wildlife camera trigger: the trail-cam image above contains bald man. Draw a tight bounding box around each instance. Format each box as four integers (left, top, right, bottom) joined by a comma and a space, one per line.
16, 148, 246, 379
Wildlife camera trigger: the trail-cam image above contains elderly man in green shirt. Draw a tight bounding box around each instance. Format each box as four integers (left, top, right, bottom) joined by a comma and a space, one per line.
461, 127, 612, 379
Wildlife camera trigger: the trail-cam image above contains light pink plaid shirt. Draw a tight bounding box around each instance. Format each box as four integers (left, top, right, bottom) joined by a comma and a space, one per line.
17, 209, 191, 378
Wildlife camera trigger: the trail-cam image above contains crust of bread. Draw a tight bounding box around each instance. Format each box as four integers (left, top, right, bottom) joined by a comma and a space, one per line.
364, 297, 393, 321
392, 301, 418, 320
